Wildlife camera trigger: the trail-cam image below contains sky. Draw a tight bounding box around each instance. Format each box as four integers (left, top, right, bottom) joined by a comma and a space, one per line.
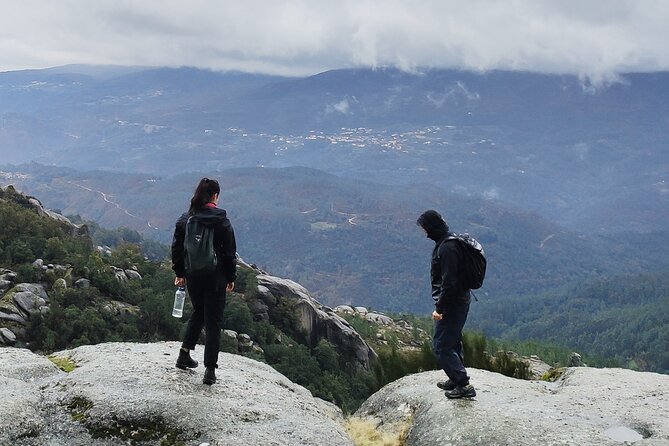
1, 0, 669, 82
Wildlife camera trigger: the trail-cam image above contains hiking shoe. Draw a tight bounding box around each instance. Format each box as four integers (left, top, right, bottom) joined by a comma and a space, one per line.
436, 379, 456, 391
176, 350, 198, 369
445, 384, 476, 399
203, 367, 216, 385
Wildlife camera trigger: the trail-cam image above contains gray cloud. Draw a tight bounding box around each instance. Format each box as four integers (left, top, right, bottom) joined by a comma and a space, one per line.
1, 0, 668, 81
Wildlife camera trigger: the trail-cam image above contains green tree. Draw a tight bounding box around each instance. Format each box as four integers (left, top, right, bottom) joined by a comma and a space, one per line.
10, 240, 34, 264
313, 340, 340, 373
45, 237, 67, 263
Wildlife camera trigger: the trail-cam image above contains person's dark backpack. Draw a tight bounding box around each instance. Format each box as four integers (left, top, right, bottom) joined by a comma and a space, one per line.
184, 216, 217, 275
447, 233, 486, 290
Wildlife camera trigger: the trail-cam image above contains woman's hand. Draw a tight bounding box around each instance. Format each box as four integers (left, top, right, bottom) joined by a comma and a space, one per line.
226, 282, 235, 292
432, 310, 443, 321
174, 277, 185, 287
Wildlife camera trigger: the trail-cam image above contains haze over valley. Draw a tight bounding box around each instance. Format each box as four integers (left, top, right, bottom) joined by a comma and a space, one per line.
1, 65, 668, 363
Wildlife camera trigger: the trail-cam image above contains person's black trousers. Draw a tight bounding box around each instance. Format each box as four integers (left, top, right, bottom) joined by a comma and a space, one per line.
182, 273, 227, 368
432, 301, 470, 386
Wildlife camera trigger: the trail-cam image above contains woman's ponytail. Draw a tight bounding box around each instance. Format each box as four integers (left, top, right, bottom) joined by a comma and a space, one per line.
188, 177, 221, 215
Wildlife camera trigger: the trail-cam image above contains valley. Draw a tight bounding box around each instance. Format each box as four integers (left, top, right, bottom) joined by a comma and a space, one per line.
1, 65, 668, 362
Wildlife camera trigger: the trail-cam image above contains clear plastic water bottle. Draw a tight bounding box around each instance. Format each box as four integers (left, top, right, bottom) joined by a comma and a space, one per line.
172, 287, 186, 318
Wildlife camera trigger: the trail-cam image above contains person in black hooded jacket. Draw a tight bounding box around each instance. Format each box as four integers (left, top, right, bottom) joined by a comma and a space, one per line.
171, 177, 237, 385
417, 209, 476, 399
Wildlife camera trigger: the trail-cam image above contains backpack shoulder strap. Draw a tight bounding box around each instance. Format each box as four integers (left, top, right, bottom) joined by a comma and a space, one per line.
439, 234, 460, 248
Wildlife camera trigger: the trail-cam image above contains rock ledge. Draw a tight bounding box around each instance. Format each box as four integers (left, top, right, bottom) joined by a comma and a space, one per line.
354, 367, 669, 445
0, 342, 353, 446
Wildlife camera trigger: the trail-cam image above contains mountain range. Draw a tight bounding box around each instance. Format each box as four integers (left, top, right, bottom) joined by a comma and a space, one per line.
1, 65, 668, 343
2, 163, 668, 321
1, 65, 667, 233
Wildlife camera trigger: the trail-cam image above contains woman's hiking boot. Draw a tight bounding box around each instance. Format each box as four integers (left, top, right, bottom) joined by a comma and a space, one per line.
436, 379, 456, 391
203, 366, 216, 385
445, 384, 476, 399
176, 349, 198, 369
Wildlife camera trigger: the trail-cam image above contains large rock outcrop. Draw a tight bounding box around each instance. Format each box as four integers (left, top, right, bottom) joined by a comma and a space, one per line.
0, 342, 354, 446
0, 185, 89, 237
254, 273, 377, 370
0, 281, 49, 345
354, 368, 669, 445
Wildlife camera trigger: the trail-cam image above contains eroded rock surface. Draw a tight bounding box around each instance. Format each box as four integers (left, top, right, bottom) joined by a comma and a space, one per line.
0, 342, 353, 446
255, 273, 377, 370
355, 368, 669, 445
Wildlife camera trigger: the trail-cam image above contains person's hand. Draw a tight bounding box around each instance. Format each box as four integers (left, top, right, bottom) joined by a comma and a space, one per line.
174, 277, 185, 287
432, 310, 443, 320
226, 282, 235, 292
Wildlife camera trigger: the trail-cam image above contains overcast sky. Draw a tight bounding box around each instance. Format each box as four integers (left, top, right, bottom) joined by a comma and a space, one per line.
1, 0, 668, 82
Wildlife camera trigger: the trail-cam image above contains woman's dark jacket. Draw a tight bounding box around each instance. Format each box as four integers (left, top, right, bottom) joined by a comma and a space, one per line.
171, 207, 237, 283
431, 234, 471, 312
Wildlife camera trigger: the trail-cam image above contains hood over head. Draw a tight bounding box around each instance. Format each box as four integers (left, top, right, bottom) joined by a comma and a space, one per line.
189, 207, 229, 227
417, 209, 449, 242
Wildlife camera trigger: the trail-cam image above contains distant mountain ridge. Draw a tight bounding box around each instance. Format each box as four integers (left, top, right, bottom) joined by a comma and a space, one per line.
2, 172, 668, 375
1, 65, 667, 233
2, 163, 668, 317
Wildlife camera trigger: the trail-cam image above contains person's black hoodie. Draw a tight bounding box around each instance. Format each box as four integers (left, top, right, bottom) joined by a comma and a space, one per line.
171, 206, 237, 284
418, 210, 470, 312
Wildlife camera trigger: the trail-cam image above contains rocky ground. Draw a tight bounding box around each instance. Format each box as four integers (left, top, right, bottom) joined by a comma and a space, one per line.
0, 342, 353, 446
354, 367, 669, 445
3, 341, 669, 445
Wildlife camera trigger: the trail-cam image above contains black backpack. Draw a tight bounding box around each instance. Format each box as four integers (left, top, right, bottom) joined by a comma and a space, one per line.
184, 216, 218, 275
447, 233, 486, 290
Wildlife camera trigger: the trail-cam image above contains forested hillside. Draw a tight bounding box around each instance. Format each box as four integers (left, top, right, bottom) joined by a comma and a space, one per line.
3, 164, 669, 316
474, 270, 669, 373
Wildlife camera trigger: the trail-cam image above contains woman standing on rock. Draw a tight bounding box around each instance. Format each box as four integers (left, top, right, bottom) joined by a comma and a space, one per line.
171, 177, 237, 385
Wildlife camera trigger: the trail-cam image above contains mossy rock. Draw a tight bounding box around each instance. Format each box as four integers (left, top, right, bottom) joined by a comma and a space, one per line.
49, 355, 77, 372
88, 415, 189, 445
0, 289, 18, 307
541, 367, 566, 382
53, 278, 67, 290
65, 395, 94, 422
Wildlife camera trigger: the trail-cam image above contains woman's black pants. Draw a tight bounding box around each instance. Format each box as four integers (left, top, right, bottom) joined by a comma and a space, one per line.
182, 273, 227, 368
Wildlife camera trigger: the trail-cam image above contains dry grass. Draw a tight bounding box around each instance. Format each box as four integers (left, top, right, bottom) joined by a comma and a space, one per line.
344, 417, 410, 446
